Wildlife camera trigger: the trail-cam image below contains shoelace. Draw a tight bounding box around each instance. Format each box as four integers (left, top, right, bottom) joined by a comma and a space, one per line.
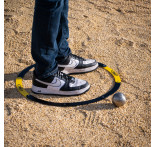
70, 53, 85, 61
54, 71, 75, 83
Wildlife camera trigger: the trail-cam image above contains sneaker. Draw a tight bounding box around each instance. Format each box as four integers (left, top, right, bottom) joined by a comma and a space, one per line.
32, 71, 90, 96
57, 53, 98, 74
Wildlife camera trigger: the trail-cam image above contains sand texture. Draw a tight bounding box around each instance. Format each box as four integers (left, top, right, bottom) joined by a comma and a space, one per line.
4, 0, 151, 146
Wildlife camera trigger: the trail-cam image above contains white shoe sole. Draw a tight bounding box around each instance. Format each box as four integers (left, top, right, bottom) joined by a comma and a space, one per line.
60, 63, 98, 74
32, 84, 90, 96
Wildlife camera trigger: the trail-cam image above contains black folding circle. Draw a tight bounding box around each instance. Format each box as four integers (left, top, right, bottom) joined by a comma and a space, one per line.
16, 63, 121, 107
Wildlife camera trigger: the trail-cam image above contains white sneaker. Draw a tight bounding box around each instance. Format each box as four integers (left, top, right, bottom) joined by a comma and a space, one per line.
57, 53, 98, 74
32, 71, 90, 96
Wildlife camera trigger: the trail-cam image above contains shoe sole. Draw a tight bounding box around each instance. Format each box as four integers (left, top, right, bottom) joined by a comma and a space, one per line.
31, 84, 90, 96
60, 63, 99, 75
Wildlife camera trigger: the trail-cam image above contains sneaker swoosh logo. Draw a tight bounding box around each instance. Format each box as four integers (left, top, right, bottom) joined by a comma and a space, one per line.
36, 78, 62, 87
58, 59, 79, 68
83, 59, 95, 65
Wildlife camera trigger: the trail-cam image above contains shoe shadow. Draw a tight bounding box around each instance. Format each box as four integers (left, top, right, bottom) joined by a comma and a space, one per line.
4, 71, 61, 99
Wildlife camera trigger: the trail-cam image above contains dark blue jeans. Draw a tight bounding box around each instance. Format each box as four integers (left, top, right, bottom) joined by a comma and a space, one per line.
31, 0, 71, 79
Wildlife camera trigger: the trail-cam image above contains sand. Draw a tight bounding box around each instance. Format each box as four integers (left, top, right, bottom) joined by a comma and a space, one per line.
4, 0, 151, 146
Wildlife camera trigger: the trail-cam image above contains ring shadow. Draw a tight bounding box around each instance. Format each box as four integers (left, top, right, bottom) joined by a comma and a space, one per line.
76, 102, 116, 111
5, 70, 31, 99
4, 69, 117, 110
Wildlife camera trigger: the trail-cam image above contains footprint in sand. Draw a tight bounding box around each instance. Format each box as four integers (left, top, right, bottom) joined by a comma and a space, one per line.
115, 38, 134, 47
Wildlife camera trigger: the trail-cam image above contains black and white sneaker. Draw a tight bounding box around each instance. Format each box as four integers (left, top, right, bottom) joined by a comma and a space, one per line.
57, 53, 98, 74
32, 71, 90, 96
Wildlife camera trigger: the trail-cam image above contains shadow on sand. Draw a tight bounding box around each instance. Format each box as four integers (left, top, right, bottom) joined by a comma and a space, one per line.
4, 70, 116, 110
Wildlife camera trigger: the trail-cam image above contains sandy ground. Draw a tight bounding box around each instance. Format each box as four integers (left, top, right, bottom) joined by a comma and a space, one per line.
4, 0, 151, 146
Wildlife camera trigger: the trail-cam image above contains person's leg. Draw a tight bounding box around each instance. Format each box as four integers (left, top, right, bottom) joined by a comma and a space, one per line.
56, 0, 71, 60
31, 0, 64, 79
31, 0, 90, 95
55, 0, 98, 74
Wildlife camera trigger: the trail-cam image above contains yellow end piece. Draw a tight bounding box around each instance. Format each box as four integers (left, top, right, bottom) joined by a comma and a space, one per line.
104, 66, 121, 83
16, 77, 29, 97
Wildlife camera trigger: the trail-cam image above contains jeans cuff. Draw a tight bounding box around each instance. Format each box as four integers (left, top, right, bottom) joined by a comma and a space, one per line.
36, 65, 58, 79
